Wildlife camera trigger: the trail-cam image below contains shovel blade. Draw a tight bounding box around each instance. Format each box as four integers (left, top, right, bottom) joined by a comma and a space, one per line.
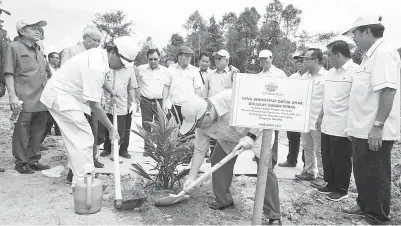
154, 194, 190, 207
114, 197, 147, 210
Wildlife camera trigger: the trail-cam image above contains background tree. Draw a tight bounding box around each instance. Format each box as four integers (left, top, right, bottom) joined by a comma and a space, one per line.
93, 10, 134, 47
162, 33, 184, 63
135, 36, 156, 66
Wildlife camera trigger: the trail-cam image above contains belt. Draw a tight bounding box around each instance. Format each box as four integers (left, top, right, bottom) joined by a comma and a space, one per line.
141, 96, 162, 102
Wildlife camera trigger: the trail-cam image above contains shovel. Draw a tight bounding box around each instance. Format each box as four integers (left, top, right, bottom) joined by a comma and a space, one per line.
112, 103, 147, 210
154, 147, 245, 207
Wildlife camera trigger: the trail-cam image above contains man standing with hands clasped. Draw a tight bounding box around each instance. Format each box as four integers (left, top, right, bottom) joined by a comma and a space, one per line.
180, 90, 281, 225
341, 13, 400, 225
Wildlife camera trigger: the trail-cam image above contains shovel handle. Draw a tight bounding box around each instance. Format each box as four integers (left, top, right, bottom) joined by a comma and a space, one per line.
112, 103, 122, 201
178, 148, 246, 196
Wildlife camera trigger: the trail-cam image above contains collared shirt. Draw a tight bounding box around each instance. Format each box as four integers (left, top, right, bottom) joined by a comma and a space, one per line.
258, 65, 287, 78
60, 43, 87, 66
103, 67, 138, 115
202, 67, 233, 98
3, 39, 48, 112
40, 48, 109, 115
301, 67, 327, 131
290, 71, 304, 78
198, 68, 213, 85
194, 89, 274, 156
49, 64, 58, 77
347, 38, 401, 140
321, 60, 358, 137
137, 64, 168, 99
165, 63, 203, 106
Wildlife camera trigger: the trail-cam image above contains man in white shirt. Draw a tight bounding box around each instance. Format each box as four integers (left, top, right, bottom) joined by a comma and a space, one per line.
198, 51, 212, 87
40, 36, 139, 190
162, 46, 203, 124
295, 48, 327, 189
340, 14, 400, 225
254, 50, 286, 168
136, 49, 169, 154
279, 53, 308, 168
315, 40, 357, 202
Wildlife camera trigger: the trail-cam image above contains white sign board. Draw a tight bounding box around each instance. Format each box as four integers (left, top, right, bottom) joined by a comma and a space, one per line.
230, 73, 313, 132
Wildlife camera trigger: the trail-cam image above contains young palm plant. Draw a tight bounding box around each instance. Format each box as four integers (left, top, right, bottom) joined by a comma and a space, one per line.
131, 102, 194, 189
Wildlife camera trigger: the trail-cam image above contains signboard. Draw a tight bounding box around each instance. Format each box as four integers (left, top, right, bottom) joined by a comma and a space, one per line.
230, 73, 314, 132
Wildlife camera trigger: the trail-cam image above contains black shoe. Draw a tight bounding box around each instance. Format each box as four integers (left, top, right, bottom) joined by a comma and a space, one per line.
311, 177, 326, 188
317, 185, 334, 194
119, 151, 131, 159
278, 161, 296, 167
15, 163, 35, 174
94, 158, 104, 168
326, 192, 348, 201
207, 201, 235, 210
55, 131, 61, 136
0, 168, 5, 172
99, 150, 111, 157
66, 169, 73, 185
295, 172, 315, 181
29, 162, 50, 171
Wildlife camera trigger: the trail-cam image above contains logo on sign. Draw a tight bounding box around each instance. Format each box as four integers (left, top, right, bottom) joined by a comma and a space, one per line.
265, 83, 278, 92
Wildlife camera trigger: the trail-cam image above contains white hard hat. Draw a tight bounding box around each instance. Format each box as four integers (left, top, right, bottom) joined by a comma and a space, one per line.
343, 13, 382, 37
259, 50, 272, 58
113, 36, 140, 66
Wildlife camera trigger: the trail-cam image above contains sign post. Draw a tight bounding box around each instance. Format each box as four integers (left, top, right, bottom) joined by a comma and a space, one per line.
230, 73, 313, 225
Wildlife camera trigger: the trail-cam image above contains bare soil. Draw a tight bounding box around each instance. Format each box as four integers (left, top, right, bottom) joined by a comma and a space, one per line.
0, 104, 400, 225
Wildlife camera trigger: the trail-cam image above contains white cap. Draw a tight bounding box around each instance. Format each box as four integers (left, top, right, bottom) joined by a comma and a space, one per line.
180, 95, 208, 135
216, 49, 230, 59
259, 50, 272, 58
342, 13, 382, 37
113, 36, 140, 66
16, 18, 47, 31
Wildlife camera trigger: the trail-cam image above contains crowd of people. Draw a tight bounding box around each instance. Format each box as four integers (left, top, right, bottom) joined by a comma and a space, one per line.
0, 9, 399, 225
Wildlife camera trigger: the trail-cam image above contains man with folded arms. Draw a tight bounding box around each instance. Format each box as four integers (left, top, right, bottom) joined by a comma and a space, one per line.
341, 13, 400, 225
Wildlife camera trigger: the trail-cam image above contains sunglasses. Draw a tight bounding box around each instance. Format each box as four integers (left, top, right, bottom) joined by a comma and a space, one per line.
148, 58, 159, 61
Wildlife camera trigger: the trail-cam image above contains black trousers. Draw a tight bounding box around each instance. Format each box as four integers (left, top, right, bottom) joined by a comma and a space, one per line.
12, 111, 47, 164
171, 105, 183, 125
321, 133, 352, 194
351, 137, 393, 225
43, 111, 60, 141
212, 143, 280, 219
119, 112, 132, 152
140, 97, 162, 149
286, 131, 301, 164
100, 114, 127, 153
271, 130, 279, 167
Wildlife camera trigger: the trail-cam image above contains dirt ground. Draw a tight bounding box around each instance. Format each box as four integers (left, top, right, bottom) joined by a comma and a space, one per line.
0, 104, 400, 225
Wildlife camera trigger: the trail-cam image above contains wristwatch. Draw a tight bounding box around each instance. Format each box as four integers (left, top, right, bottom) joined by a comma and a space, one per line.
373, 121, 384, 127
247, 132, 257, 141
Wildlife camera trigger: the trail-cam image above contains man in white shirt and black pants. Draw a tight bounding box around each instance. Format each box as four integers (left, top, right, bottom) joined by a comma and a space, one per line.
341, 14, 400, 225
315, 40, 358, 201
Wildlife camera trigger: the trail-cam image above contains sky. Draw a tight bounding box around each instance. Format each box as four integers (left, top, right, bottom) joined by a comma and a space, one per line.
1, 0, 401, 54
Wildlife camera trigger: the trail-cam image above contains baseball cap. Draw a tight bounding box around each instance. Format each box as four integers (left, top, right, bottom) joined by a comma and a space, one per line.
16, 18, 47, 31
216, 49, 230, 59
342, 13, 382, 37
292, 52, 306, 60
180, 95, 208, 135
113, 36, 140, 67
259, 50, 272, 58
178, 46, 194, 55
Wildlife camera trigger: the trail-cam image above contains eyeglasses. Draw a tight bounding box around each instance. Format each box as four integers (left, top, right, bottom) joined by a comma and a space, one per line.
327, 52, 337, 57
305, 57, 316, 61
148, 58, 159, 61
215, 57, 223, 61
88, 36, 101, 43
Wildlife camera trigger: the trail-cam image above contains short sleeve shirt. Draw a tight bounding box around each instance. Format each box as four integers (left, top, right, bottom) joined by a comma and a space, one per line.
40, 48, 109, 115
258, 65, 287, 78
60, 43, 87, 66
347, 38, 401, 140
301, 67, 327, 131
104, 67, 139, 115
3, 39, 48, 112
137, 64, 169, 99
165, 63, 203, 106
203, 67, 233, 98
321, 60, 358, 137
